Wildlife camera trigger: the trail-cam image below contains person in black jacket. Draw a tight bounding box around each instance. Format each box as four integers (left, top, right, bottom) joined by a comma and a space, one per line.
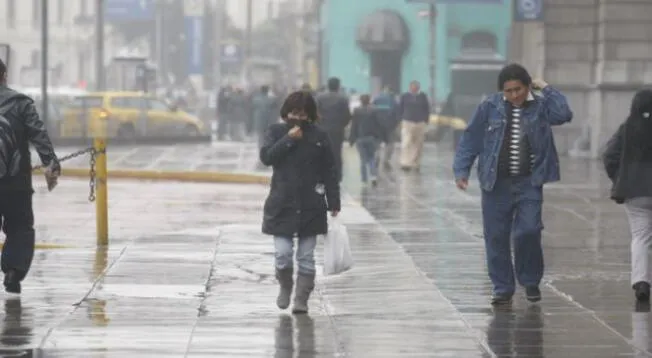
603, 89, 652, 302
316, 77, 351, 182
0, 59, 59, 294
349, 94, 386, 186
260, 90, 341, 314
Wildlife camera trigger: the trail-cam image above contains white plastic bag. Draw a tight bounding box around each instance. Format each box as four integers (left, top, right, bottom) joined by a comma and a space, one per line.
323, 217, 354, 276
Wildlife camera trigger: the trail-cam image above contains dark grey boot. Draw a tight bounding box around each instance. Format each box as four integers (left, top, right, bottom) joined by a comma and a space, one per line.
292, 273, 315, 314
276, 268, 294, 309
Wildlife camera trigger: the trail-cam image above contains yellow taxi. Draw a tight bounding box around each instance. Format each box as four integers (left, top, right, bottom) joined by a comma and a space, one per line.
59, 92, 204, 138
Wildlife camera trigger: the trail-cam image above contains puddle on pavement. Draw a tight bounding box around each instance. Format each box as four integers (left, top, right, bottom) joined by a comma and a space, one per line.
92, 284, 204, 300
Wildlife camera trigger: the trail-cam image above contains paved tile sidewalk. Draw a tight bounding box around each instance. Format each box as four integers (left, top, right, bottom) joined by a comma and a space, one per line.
1, 177, 488, 357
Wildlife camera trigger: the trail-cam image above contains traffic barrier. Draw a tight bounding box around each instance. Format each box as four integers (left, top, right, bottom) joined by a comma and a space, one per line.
33, 129, 270, 246
51, 167, 271, 185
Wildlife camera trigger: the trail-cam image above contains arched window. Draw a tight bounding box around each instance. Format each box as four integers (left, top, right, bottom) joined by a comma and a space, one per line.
460, 31, 497, 52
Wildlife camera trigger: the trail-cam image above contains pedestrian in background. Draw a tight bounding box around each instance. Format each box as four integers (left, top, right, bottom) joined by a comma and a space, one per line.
316, 77, 351, 182
453, 63, 572, 305
260, 90, 341, 314
603, 89, 652, 303
349, 94, 386, 187
398, 80, 430, 172
252, 85, 277, 150
372, 86, 400, 170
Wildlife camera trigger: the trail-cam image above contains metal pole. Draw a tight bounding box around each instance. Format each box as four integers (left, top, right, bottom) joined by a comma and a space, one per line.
245, 0, 253, 84
94, 137, 109, 246
155, 2, 164, 78
211, 0, 224, 145
315, 4, 323, 88
40, 0, 49, 127
429, 2, 436, 103
96, 0, 105, 90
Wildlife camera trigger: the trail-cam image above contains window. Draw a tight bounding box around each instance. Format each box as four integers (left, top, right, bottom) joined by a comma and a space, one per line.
111, 97, 145, 110
32, 0, 41, 28
6, 0, 15, 29
69, 96, 104, 109
460, 31, 497, 52
147, 99, 169, 111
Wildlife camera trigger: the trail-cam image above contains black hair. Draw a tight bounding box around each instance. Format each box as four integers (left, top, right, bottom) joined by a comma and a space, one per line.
497, 63, 532, 90
624, 89, 652, 159
327, 77, 340, 92
360, 94, 371, 106
280, 91, 318, 122
0, 59, 6, 78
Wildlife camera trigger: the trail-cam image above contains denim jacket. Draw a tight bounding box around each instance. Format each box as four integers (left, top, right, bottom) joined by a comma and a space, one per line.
453, 86, 573, 192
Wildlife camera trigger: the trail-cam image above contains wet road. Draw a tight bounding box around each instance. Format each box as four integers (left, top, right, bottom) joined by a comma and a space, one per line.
4, 142, 648, 357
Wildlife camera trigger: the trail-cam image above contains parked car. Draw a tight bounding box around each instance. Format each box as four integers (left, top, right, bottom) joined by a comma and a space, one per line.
60, 92, 205, 138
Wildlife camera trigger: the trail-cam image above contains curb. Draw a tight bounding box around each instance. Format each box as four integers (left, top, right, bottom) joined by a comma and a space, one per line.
0, 242, 73, 250
39, 168, 271, 185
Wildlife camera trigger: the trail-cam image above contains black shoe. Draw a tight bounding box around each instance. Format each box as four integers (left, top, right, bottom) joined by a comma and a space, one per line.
490, 294, 513, 306
634, 281, 651, 302
3, 271, 21, 294
526, 286, 542, 302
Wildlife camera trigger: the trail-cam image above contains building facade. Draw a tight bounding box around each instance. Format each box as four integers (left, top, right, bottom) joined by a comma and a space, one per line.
320, 0, 511, 102
510, 0, 652, 159
0, 0, 119, 89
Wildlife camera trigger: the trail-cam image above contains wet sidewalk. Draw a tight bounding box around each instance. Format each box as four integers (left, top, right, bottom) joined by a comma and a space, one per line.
16, 173, 485, 357
351, 143, 652, 357
10, 141, 652, 357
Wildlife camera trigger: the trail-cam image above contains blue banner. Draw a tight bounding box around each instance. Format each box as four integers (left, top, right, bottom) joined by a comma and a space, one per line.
185, 17, 203, 76
514, 0, 544, 21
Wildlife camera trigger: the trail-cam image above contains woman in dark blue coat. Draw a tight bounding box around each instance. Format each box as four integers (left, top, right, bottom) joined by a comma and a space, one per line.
260, 90, 341, 314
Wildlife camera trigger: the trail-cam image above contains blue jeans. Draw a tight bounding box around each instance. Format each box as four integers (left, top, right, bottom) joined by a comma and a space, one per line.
274, 236, 317, 275
356, 137, 379, 182
481, 177, 544, 296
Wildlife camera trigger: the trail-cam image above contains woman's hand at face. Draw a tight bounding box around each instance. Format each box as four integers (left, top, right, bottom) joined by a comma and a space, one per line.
288, 125, 303, 139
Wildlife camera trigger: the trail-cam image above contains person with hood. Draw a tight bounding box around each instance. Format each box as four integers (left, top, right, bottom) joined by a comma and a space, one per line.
603, 89, 652, 302
349, 94, 387, 186
316, 77, 351, 182
0, 59, 60, 294
260, 91, 340, 314
453, 63, 572, 305
252, 85, 278, 150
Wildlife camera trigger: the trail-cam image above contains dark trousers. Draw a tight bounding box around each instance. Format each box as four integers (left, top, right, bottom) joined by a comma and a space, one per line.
0, 190, 35, 282
356, 137, 379, 182
481, 177, 544, 296
327, 132, 344, 182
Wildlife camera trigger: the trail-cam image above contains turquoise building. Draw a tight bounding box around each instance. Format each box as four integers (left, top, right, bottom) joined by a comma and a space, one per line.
319, 0, 512, 103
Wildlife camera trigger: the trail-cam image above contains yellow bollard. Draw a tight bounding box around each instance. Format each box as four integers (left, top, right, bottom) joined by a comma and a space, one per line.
94, 137, 109, 246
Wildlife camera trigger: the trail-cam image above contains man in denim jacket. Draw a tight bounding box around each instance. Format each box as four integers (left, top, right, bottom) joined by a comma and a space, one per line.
453, 64, 573, 305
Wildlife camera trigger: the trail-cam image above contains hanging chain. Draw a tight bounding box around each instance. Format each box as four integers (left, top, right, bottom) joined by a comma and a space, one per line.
32, 146, 106, 202
89, 148, 98, 202
87, 147, 107, 202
